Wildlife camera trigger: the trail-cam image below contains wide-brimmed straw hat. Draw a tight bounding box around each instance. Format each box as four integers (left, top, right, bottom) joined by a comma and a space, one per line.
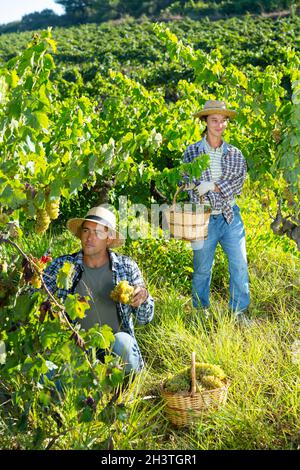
67, 206, 124, 248
194, 100, 237, 119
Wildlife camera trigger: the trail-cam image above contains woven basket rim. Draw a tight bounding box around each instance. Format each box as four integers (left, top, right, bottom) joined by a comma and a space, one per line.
167, 204, 212, 214
161, 380, 229, 398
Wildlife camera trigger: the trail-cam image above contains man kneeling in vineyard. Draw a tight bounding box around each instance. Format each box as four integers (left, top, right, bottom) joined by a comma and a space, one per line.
42, 205, 154, 374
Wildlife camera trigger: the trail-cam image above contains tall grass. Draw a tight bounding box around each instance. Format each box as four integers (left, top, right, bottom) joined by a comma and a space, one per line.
132, 283, 300, 450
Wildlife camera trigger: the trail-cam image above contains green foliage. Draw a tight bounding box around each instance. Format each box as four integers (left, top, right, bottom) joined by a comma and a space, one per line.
0, 30, 113, 234
0, 260, 130, 448
0, 16, 299, 287
121, 238, 193, 291
56, 261, 76, 290
64, 293, 90, 320
276, 62, 300, 188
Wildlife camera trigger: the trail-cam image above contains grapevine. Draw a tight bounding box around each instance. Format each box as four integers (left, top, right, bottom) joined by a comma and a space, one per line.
0, 26, 299, 247
0, 235, 97, 380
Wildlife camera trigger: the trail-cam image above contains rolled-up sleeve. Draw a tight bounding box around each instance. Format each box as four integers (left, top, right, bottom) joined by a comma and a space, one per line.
129, 260, 154, 325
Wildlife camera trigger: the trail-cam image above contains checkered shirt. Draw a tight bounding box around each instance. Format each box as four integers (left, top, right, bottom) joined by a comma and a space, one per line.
182, 138, 247, 224
42, 250, 154, 370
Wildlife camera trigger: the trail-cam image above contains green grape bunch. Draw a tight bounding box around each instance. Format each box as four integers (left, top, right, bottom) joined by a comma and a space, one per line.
164, 362, 227, 393
46, 197, 60, 220
35, 209, 51, 234
110, 280, 134, 304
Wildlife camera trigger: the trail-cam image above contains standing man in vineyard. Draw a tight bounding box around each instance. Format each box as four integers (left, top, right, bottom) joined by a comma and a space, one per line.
43, 205, 154, 373
183, 100, 250, 323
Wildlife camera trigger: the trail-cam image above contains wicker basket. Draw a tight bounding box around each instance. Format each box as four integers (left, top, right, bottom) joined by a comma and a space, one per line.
161, 353, 228, 427
163, 186, 211, 241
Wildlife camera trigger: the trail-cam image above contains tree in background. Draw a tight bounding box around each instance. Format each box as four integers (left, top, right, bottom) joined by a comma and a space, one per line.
55, 0, 178, 20
55, 0, 298, 19
20, 10, 61, 30
55, 0, 97, 23
221, 0, 297, 14
165, 0, 298, 17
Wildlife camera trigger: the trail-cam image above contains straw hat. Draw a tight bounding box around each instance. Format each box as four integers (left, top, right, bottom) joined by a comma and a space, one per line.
194, 100, 237, 119
67, 206, 124, 248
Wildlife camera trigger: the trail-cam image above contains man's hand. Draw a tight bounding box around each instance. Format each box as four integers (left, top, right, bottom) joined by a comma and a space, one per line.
195, 181, 215, 197
130, 286, 149, 308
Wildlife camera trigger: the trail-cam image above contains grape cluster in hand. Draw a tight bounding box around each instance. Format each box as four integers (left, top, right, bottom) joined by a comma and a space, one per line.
110, 280, 134, 304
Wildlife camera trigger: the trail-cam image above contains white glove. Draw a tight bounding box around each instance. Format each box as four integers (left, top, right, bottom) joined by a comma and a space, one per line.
195, 181, 215, 197
183, 182, 196, 191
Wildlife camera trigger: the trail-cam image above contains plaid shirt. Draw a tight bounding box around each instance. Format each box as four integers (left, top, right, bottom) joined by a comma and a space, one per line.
42, 250, 154, 370
182, 138, 247, 224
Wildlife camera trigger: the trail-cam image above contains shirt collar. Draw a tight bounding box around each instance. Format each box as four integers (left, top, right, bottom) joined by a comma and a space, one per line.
75, 249, 119, 271
203, 136, 224, 153
108, 250, 119, 271
74, 250, 84, 266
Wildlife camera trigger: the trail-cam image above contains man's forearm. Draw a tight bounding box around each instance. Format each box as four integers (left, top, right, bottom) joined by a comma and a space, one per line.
214, 175, 246, 199
135, 294, 154, 324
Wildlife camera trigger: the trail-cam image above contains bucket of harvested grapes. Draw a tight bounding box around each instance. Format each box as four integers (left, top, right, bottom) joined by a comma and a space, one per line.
161, 352, 228, 427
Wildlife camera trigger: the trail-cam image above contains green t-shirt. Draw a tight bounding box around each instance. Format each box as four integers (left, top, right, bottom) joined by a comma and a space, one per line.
75, 262, 121, 333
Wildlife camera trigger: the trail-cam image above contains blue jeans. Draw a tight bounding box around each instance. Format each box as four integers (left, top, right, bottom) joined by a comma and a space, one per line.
192, 205, 250, 313
112, 332, 140, 374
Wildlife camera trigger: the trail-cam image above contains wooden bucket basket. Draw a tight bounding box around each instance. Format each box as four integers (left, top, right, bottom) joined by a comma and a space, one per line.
163, 186, 211, 241
161, 352, 228, 427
